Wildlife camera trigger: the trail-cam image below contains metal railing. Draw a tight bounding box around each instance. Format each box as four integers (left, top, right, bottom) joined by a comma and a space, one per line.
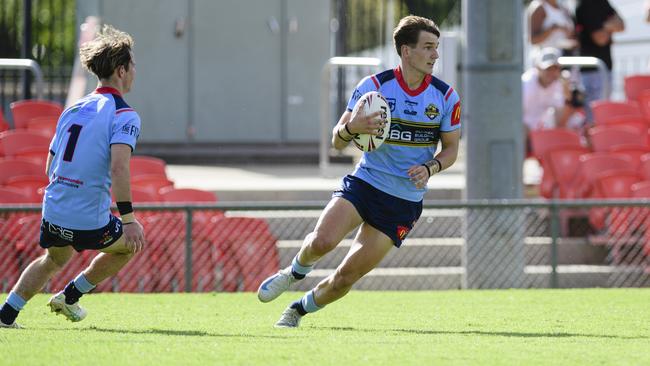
2, 198, 650, 293
558, 56, 610, 100
0, 58, 44, 100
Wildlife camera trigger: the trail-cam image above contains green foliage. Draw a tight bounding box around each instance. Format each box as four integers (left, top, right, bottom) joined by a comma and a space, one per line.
342, 0, 459, 54
2, 290, 650, 365
0, 0, 76, 68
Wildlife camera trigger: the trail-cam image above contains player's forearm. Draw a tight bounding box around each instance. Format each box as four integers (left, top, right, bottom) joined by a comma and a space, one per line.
332, 124, 355, 150
111, 164, 132, 202
433, 147, 459, 172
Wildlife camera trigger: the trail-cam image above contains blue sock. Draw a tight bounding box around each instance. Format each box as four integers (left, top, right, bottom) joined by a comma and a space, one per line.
291, 256, 312, 280
64, 273, 95, 305
300, 290, 323, 314
1, 292, 26, 325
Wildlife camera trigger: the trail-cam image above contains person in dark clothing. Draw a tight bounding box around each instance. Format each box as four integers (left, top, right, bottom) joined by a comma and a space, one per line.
575, 0, 624, 123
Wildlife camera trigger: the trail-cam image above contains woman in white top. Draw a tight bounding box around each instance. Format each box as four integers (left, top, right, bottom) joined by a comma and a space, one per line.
528, 0, 577, 54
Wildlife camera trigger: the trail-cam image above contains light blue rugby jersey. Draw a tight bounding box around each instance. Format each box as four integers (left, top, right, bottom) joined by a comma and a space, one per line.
347, 66, 461, 202
43, 87, 141, 230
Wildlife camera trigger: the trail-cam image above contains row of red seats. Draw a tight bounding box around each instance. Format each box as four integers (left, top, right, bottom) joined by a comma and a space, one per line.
0, 212, 279, 293
0, 99, 62, 137
531, 127, 650, 199
0, 154, 214, 204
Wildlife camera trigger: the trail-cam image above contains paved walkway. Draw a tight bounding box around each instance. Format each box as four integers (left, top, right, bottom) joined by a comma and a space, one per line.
165, 146, 542, 201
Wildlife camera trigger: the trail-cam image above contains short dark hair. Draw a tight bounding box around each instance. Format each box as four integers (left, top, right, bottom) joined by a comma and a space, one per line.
79, 24, 134, 80
393, 15, 440, 56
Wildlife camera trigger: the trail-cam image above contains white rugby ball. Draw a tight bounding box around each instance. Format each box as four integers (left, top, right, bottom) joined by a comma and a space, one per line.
349, 91, 391, 152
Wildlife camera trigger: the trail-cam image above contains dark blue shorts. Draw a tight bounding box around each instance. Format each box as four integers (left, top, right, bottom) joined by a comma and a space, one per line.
333, 175, 422, 247
40, 214, 123, 252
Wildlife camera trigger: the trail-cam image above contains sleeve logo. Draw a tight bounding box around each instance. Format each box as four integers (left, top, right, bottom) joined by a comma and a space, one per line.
451, 101, 461, 126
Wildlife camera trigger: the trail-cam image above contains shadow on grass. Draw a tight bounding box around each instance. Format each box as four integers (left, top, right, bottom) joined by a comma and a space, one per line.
70, 326, 292, 339
313, 326, 649, 340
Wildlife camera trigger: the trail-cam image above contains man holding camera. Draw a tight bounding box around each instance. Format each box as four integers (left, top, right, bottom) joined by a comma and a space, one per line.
522, 47, 584, 152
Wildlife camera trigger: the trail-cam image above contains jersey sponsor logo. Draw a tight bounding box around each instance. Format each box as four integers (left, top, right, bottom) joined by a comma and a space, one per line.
386, 119, 439, 146
48, 222, 74, 241
424, 104, 440, 120
403, 100, 418, 116
386, 98, 396, 112
397, 225, 410, 241
351, 89, 363, 104
451, 101, 461, 126
53, 174, 84, 188
121, 123, 140, 139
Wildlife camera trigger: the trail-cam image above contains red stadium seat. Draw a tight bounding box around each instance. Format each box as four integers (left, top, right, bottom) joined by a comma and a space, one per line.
624, 74, 650, 102
630, 181, 650, 257
641, 154, 650, 181
130, 156, 167, 178
0, 187, 32, 203
545, 146, 590, 198
131, 175, 174, 196
0, 111, 9, 132
640, 90, 650, 120
596, 115, 649, 135
0, 130, 50, 158
590, 171, 640, 232
529, 129, 584, 199
26, 116, 58, 137
10, 146, 48, 169
587, 125, 648, 152
4, 175, 48, 203
9, 99, 63, 129
590, 100, 642, 125
203, 216, 279, 292
609, 144, 650, 170
574, 153, 635, 199
0, 158, 45, 185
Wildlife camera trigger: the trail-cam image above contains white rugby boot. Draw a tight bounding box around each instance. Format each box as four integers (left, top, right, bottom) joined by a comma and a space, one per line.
257, 267, 297, 303
47, 292, 87, 322
0, 321, 23, 329
274, 306, 302, 328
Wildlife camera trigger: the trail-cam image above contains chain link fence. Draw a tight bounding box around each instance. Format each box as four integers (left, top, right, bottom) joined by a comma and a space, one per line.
1, 200, 650, 294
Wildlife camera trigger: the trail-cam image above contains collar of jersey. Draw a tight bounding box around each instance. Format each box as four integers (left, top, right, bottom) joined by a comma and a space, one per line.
394, 66, 432, 97
95, 86, 122, 96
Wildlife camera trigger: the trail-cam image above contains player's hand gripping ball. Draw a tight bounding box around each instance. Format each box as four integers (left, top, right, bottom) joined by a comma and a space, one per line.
350, 91, 391, 152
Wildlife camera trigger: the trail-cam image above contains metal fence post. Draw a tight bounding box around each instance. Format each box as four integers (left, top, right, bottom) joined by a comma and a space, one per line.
184, 207, 193, 292
550, 201, 559, 288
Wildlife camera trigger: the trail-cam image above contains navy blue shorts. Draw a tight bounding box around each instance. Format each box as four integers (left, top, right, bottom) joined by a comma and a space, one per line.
40, 214, 123, 252
333, 175, 422, 247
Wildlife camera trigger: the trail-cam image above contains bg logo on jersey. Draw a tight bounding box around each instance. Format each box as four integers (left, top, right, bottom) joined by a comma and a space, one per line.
387, 121, 438, 146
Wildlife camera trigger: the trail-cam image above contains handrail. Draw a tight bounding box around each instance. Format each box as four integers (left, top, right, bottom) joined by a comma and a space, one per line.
558, 56, 610, 99
3, 198, 650, 212
0, 58, 44, 99
319, 57, 382, 175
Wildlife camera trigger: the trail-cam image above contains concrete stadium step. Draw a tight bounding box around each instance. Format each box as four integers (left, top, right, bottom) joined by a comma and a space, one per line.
233, 209, 555, 240
285, 265, 650, 291
277, 237, 608, 269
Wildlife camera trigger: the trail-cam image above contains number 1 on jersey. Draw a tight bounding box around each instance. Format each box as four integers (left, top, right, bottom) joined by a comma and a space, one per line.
63, 124, 83, 162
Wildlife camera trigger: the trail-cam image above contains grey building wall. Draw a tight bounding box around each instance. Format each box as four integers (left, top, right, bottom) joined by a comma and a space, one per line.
77, 0, 330, 144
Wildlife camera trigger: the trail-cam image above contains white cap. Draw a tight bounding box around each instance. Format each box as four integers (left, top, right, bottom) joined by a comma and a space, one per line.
536, 47, 561, 69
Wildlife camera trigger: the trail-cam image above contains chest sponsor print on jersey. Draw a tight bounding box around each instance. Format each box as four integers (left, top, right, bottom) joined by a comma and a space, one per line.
403, 100, 418, 116
386, 119, 439, 147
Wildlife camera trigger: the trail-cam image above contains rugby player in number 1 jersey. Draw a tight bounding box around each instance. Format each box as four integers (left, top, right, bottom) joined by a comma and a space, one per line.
0, 25, 145, 328
258, 15, 461, 328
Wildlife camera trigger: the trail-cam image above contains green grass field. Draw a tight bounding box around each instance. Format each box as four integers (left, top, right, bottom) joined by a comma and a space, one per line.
1, 289, 649, 365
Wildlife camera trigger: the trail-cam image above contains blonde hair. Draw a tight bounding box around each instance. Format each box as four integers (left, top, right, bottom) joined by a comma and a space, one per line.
80, 24, 134, 79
